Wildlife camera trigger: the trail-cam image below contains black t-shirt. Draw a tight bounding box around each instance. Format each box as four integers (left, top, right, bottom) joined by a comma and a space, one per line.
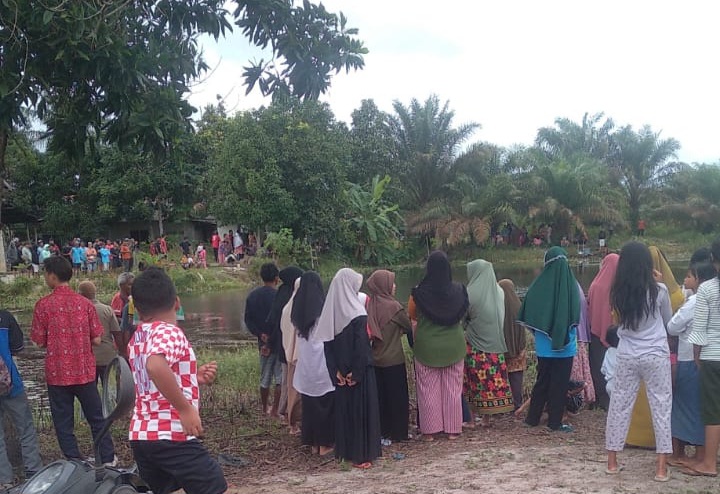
243, 286, 276, 344
179, 240, 191, 255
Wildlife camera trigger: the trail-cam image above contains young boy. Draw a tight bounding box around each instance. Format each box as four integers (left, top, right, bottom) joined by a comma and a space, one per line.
128, 267, 226, 494
667, 261, 717, 468
601, 326, 619, 396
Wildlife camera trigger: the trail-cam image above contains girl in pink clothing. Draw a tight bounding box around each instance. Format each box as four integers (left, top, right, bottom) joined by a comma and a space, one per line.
197, 245, 207, 268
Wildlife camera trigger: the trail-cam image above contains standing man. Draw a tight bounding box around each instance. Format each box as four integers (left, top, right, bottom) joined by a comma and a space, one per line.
244, 263, 281, 416
0, 310, 43, 489
30, 257, 115, 465
78, 281, 121, 385
179, 237, 191, 257
637, 218, 646, 237
111, 272, 135, 358
211, 231, 220, 263
120, 241, 132, 272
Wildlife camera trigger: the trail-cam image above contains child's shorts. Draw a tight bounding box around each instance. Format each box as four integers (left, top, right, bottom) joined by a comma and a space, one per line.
130, 439, 227, 494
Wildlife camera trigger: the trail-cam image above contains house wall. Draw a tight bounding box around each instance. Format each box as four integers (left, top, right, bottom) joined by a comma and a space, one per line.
105, 221, 215, 243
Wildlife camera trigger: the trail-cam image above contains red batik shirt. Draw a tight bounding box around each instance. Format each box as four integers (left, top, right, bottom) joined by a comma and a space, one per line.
31, 285, 103, 386
128, 321, 199, 442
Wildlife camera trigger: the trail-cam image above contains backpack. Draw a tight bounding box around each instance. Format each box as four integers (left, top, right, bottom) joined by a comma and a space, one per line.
0, 355, 12, 396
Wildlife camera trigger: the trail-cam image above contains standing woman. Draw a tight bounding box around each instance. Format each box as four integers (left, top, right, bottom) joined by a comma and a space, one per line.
518, 246, 579, 432
605, 241, 672, 481
588, 253, 619, 410
291, 272, 335, 456
684, 238, 720, 477
409, 251, 468, 441
499, 279, 526, 409
316, 268, 381, 468
267, 267, 303, 423
367, 269, 412, 442
571, 285, 595, 406
464, 259, 514, 426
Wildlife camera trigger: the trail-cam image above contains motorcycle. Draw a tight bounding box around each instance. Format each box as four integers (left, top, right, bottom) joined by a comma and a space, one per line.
17, 357, 149, 494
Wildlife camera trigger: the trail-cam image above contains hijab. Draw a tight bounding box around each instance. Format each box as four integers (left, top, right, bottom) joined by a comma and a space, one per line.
313, 268, 366, 343
649, 245, 684, 312
411, 251, 469, 326
587, 253, 618, 343
266, 266, 303, 336
291, 272, 325, 340
366, 270, 403, 341
465, 259, 506, 353
518, 247, 580, 350
498, 279, 525, 358
281, 278, 302, 363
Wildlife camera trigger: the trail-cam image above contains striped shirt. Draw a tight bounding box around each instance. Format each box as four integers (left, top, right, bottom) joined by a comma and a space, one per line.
687, 278, 720, 361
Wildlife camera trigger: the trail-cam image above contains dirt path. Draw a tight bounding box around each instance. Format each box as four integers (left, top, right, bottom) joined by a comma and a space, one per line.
222, 411, 717, 494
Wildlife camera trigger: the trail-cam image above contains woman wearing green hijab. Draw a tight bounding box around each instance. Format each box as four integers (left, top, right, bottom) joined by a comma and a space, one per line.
464, 259, 514, 427
518, 246, 580, 432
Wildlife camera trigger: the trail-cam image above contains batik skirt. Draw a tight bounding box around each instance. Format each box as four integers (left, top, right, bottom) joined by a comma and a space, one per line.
463, 343, 514, 415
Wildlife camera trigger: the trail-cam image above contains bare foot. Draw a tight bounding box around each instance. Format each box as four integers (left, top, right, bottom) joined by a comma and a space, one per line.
447, 434, 461, 440
318, 446, 334, 456
420, 434, 435, 442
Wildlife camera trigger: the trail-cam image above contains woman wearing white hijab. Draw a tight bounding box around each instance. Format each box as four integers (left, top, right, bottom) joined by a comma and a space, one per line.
316, 268, 381, 469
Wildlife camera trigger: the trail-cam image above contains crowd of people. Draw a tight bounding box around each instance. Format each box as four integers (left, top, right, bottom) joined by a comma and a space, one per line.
243, 238, 720, 483
3, 234, 720, 492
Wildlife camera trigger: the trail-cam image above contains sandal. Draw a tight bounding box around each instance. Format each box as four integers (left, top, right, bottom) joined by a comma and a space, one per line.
605, 466, 623, 475
353, 462, 372, 469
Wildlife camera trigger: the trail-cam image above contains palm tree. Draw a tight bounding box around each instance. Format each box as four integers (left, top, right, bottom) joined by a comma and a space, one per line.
656, 164, 720, 233
608, 125, 681, 227
536, 112, 614, 162
389, 95, 478, 207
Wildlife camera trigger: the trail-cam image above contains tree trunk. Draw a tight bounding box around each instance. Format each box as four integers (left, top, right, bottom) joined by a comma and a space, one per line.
0, 129, 8, 273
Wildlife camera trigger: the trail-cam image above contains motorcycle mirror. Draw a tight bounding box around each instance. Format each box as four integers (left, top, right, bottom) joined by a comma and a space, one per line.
101, 356, 135, 420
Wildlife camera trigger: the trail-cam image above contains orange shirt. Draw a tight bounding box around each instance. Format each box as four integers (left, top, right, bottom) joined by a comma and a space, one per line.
120, 245, 131, 260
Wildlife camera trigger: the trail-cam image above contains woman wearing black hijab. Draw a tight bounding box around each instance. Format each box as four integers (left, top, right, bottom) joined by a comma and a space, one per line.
409, 251, 469, 440
266, 266, 303, 426
291, 272, 335, 455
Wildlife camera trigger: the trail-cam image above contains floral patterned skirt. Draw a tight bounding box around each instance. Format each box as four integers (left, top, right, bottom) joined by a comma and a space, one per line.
463, 343, 514, 415
570, 342, 596, 405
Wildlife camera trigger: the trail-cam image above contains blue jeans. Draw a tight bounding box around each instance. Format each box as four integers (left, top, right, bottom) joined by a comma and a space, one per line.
47, 383, 115, 463
0, 393, 42, 483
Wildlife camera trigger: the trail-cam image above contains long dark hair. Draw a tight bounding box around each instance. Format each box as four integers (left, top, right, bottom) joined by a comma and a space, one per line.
291, 272, 325, 340
611, 241, 658, 331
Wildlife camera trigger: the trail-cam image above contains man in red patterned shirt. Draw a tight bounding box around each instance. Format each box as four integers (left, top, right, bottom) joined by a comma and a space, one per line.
30, 256, 116, 464
128, 267, 225, 494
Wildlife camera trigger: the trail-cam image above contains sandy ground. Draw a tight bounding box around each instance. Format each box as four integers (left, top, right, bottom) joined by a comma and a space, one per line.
221, 410, 718, 494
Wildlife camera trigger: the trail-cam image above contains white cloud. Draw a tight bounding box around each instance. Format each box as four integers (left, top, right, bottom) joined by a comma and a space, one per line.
191, 0, 720, 163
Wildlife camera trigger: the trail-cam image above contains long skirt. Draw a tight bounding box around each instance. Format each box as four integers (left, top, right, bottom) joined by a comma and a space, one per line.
672, 361, 704, 445
286, 362, 302, 429
279, 363, 288, 416
335, 366, 382, 464
375, 363, 409, 441
570, 342, 596, 405
415, 359, 463, 435
463, 344, 514, 415
301, 392, 334, 448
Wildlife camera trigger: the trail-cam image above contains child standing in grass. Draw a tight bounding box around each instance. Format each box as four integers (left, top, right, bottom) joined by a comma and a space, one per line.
128, 267, 225, 494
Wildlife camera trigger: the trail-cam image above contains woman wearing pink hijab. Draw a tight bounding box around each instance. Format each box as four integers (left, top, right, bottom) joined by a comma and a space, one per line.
588, 253, 620, 410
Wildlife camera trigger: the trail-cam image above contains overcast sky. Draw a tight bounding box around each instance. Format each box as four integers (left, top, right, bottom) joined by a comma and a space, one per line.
189, 0, 720, 164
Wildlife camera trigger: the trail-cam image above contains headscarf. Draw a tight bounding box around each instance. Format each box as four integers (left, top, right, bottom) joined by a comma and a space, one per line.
313, 268, 366, 343
587, 253, 619, 344
576, 282, 590, 343
465, 259, 506, 353
291, 272, 325, 340
649, 245, 684, 312
266, 266, 304, 352
518, 247, 580, 350
498, 279, 525, 358
366, 270, 403, 341
281, 278, 302, 363
411, 251, 469, 326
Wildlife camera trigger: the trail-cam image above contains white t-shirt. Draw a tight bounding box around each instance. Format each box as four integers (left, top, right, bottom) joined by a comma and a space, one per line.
617, 283, 672, 359
667, 293, 695, 362
293, 323, 334, 397
601, 347, 617, 395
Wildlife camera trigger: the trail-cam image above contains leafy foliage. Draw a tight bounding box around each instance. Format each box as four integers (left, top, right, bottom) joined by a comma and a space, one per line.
344, 175, 403, 264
